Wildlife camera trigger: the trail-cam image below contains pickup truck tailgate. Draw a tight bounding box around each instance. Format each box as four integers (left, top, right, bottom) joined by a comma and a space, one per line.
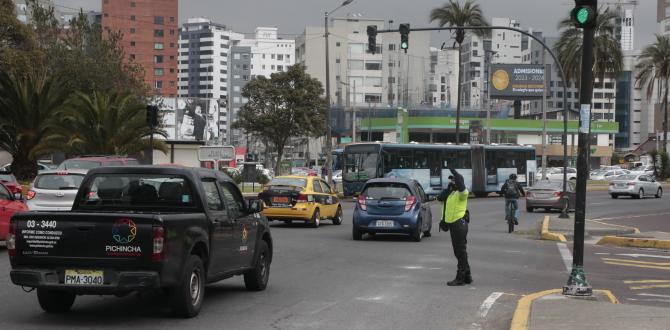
11, 212, 157, 268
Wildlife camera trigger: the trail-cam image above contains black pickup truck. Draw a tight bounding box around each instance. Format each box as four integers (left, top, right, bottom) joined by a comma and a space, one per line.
7, 166, 272, 317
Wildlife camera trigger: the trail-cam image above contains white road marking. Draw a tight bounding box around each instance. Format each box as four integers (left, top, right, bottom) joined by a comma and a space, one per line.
616, 253, 670, 260
478, 292, 504, 318
591, 211, 670, 221
595, 253, 610, 255
626, 298, 670, 303
638, 293, 670, 299
557, 242, 573, 272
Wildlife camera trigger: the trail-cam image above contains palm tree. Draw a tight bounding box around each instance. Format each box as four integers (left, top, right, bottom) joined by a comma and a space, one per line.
0, 70, 69, 181
554, 8, 623, 90
430, 0, 488, 144
43, 92, 167, 157
636, 34, 670, 154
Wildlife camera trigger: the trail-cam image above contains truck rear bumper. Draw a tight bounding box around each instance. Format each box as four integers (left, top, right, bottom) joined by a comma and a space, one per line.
11, 268, 161, 294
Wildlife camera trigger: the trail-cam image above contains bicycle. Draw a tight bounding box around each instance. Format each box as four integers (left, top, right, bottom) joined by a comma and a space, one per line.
505, 199, 518, 233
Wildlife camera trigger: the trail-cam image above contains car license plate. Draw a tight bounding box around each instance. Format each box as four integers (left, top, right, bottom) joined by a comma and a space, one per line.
375, 220, 394, 227
64, 269, 104, 286
616, 184, 625, 188
273, 197, 289, 203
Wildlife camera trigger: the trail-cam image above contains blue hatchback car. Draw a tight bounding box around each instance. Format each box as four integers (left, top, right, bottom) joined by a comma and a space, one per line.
352, 178, 433, 242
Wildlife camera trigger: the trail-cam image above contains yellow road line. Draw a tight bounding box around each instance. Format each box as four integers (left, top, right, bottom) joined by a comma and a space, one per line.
603, 261, 670, 271
602, 258, 670, 266
630, 284, 670, 290
624, 280, 670, 284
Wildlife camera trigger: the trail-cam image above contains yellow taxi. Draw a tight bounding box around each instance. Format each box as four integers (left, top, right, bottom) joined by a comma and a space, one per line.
258, 175, 342, 228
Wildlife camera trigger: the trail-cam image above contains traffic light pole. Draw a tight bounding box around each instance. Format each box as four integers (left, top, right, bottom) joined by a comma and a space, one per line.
371, 25, 571, 199
563, 6, 596, 297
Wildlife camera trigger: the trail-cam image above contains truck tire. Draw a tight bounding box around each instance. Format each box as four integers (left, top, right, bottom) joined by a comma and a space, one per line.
170, 255, 205, 318
37, 289, 75, 313
244, 240, 270, 291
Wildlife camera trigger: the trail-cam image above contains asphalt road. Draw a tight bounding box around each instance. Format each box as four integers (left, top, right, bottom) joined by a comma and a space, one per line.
0, 191, 667, 329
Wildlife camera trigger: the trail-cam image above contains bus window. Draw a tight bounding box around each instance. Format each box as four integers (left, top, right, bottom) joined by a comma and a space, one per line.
458, 150, 471, 168
413, 151, 429, 169
397, 151, 412, 169
344, 151, 379, 181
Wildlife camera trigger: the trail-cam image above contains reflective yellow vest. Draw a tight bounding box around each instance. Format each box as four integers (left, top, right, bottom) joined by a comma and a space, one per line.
443, 189, 469, 223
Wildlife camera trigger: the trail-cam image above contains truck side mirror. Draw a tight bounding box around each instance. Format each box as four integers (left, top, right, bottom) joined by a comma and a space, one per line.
248, 199, 263, 213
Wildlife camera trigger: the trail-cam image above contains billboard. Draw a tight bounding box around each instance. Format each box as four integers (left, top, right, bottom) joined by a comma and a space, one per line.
156, 97, 226, 142
489, 64, 550, 99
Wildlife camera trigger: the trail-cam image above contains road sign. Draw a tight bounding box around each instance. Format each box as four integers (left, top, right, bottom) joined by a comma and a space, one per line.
490, 64, 550, 99
198, 146, 235, 162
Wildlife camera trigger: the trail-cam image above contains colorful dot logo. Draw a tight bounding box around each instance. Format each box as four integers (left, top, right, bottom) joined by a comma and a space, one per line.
112, 218, 137, 244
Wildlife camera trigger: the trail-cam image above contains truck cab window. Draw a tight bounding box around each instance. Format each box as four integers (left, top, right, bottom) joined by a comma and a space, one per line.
202, 180, 224, 211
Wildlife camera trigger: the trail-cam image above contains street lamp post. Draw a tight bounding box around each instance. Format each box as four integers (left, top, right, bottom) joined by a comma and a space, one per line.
324, 0, 354, 186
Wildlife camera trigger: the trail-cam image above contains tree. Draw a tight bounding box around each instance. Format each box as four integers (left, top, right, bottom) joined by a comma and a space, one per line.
0, 70, 70, 180
0, 0, 42, 74
430, 0, 488, 144
636, 34, 670, 154
234, 65, 327, 175
42, 92, 167, 157
555, 8, 623, 88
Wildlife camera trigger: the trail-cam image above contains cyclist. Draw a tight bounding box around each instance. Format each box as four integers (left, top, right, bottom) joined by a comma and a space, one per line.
500, 174, 525, 225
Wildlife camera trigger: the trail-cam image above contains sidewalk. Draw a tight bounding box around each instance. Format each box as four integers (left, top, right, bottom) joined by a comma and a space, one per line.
545, 215, 638, 241
511, 289, 670, 330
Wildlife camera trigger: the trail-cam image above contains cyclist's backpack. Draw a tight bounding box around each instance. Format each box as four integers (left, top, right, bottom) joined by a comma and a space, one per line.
505, 179, 520, 198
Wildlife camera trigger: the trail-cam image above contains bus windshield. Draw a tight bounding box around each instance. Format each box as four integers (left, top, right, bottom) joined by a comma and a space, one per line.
344, 150, 379, 182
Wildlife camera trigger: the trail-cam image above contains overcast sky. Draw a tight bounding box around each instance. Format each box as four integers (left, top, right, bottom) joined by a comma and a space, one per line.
54, 0, 657, 48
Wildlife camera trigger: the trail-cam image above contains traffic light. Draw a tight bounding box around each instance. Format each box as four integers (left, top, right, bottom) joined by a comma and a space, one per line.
399, 23, 410, 53
367, 25, 377, 54
571, 0, 597, 28
146, 105, 159, 128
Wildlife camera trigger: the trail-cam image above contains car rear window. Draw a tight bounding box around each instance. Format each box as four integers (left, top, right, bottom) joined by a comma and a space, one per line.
617, 175, 637, 180
362, 183, 412, 200
269, 178, 307, 187
59, 160, 101, 170
532, 181, 562, 189
76, 174, 198, 211
35, 173, 85, 190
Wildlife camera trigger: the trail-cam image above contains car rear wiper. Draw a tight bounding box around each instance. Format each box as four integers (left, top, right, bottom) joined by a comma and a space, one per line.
378, 197, 401, 201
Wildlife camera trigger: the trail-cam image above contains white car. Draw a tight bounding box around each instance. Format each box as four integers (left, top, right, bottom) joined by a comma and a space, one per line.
26, 170, 88, 211
591, 169, 630, 181
536, 167, 577, 181
609, 174, 663, 199
629, 165, 655, 177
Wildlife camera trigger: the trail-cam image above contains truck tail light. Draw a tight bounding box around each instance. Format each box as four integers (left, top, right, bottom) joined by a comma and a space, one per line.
404, 195, 417, 211
26, 190, 36, 200
152, 226, 165, 262
7, 221, 16, 257
358, 195, 367, 211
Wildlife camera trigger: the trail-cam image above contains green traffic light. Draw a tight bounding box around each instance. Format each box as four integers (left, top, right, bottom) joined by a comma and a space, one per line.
401, 42, 408, 49
576, 7, 590, 24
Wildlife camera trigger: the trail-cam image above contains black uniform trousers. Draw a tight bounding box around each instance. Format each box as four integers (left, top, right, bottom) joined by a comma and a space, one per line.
448, 218, 470, 274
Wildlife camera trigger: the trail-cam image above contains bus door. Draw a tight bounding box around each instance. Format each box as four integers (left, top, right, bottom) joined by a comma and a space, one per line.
470, 145, 486, 195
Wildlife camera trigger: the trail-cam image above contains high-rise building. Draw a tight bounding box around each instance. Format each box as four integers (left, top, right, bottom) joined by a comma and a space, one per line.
102, 0, 179, 97
659, 0, 670, 34
428, 47, 459, 108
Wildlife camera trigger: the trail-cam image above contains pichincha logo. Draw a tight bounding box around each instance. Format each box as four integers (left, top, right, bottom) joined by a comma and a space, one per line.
492, 69, 510, 91
112, 218, 137, 244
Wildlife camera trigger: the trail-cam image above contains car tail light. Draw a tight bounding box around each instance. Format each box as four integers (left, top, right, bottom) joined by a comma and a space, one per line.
26, 190, 36, 200
296, 193, 308, 203
358, 195, 367, 211
526, 191, 534, 198
7, 221, 16, 257
552, 191, 562, 197
627, 182, 636, 186
404, 196, 417, 211
152, 226, 165, 262
609, 182, 614, 186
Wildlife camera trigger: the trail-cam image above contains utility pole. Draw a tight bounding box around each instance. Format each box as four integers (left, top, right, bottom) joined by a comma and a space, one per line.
352, 80, 356, 142
541, 47, 548, 180
564, 0, 597, 297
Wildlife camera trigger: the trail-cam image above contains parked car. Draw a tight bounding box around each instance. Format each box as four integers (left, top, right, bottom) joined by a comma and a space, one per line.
600, 165, 622, 171
526, 180, 575, 212
258, 176, 342, 227
590, 169, 630, 181
352, 178, 433, 242
0, 172, 23, 196
1, 162, 52, 174
609, 174, 663, 199
8, 166, 271, 317
629, 165, 656, 177
535, 167, 577, 181
0, 182, 28, 242
57, 156, 139, 170
25, 170, 87, 211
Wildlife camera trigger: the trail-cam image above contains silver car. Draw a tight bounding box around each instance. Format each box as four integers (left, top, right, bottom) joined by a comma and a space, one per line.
609, 174, 663, 199
591, 169, 630, 181
26, 170, 88, 211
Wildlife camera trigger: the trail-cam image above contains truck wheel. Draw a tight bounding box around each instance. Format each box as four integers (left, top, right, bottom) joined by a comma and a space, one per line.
170, 255, 205, 318
244, 240, 270, 291
37, 289, 75, 313
332, 206, 343, 225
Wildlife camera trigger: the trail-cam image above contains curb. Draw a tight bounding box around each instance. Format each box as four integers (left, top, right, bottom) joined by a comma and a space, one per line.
596, 236, 670, 250
510, 289, 618, 330
587, 219, 640, 234
540, 216, 567, 242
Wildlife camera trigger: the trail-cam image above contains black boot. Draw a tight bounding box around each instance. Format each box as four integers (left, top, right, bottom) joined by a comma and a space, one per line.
447, 271, 466, 286
463, 271, 473, 284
